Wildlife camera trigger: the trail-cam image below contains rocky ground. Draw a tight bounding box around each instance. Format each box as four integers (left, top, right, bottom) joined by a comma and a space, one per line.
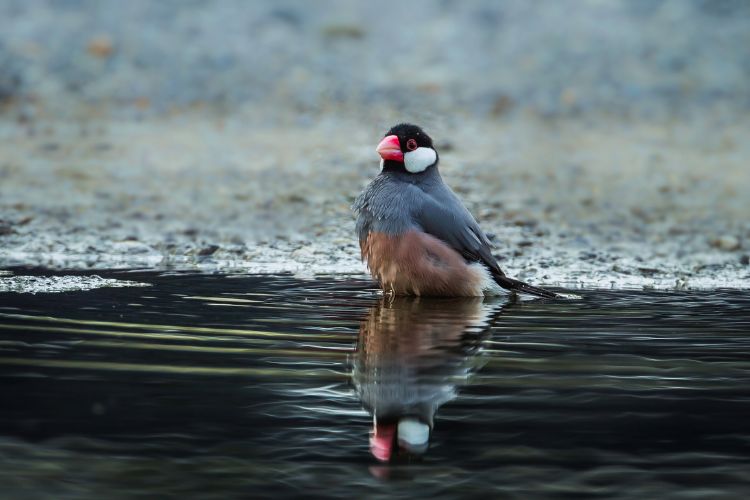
1, 0, 749, 289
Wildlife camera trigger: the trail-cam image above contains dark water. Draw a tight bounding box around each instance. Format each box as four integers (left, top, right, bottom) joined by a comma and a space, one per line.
1, 269, 749, 499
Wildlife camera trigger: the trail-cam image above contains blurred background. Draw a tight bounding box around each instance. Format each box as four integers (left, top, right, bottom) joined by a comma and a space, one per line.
1, 0, 748, 285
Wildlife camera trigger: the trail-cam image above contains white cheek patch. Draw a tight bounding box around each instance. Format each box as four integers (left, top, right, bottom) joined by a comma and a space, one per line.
404, 147, 437, 173
379, 159, 384, 171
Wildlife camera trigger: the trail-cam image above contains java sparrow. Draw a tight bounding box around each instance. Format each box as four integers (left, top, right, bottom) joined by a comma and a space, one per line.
353, 123, 558, 298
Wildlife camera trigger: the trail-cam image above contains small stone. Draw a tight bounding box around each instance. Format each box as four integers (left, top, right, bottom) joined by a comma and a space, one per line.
512, 219, 537, 228
113, 241, 152, 254
87, 35, 114, 58
740, 255, 750, 266
198, 244, 220, 256
638, 267, 660, 276
560, 87, 577, 107
134, 97, 150, 110
710, 235, 740, 251
491, 95, 513, 117
322, 24, 365, 39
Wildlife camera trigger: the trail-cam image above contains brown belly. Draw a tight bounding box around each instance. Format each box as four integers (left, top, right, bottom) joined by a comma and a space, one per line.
360, 230, 486, 297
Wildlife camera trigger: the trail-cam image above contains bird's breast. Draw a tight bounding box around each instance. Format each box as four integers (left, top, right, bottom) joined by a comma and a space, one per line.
361, 230, 487, 297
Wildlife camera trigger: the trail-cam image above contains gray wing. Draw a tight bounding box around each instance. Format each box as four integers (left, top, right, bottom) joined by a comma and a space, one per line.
357, 178, 557, 297
413, 184, 558, 298
411, 185, 505, 277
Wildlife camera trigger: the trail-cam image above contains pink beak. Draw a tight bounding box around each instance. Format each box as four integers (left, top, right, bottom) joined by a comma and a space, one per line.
369, 422, 396, 462
376, 135, 403, 162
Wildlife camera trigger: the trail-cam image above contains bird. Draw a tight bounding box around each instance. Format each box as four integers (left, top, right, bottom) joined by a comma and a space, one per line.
352, 123, 558, 298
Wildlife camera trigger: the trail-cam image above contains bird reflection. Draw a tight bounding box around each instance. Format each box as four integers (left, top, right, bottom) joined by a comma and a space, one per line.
351, 296, 506, 462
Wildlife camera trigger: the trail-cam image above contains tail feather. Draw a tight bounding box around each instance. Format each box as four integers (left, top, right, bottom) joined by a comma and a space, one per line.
492, 272, 558, 299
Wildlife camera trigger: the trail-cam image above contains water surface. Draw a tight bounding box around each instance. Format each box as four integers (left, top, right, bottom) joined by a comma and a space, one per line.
1, 269, 749, 498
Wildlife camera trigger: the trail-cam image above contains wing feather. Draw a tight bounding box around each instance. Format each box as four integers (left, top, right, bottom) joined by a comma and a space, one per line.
412, 184, 557, 298
412, 186, 504, 276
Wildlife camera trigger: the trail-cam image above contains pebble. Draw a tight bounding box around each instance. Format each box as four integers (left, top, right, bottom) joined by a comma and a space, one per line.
198, 245, 220, 256
112, 241, 154, 254
711, 236, 741, 251
87, 35, 114, 58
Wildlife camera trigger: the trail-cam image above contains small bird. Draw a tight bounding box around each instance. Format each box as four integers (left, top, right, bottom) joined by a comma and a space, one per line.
353, 123, 558, 298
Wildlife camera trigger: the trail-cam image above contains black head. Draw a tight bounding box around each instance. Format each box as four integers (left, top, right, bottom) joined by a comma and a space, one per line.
376, 123, 438, 174
386, 123, 434, 151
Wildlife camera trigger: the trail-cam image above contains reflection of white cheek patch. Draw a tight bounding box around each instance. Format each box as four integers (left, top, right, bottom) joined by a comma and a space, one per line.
398, 418, 430, 454
404, 147, 437, 173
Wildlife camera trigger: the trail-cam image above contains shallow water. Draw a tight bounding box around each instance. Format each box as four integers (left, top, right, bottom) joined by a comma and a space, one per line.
0, 269, 749, 498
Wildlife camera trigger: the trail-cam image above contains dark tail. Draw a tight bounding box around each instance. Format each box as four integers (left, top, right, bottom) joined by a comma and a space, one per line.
492, 272, 558, 299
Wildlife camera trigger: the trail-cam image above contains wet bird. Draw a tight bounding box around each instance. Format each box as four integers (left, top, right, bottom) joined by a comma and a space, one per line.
353, 123, 558, 298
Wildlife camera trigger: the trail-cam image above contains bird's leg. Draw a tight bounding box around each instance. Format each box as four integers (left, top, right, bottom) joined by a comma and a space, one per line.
384, 282, 396, 304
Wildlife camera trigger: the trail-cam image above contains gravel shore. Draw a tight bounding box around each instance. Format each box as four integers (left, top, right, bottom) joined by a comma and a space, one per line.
1, 0, 748, 289
1, 110, 748, 289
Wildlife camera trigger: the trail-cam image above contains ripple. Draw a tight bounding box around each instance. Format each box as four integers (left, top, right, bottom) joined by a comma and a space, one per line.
0, 270, 749, 496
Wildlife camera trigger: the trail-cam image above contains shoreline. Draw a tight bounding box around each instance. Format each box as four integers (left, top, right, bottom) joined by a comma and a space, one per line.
2, 112, 748, 291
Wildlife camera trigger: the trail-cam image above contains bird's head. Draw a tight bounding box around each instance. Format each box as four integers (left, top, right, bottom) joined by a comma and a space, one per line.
376, 123, 438, 174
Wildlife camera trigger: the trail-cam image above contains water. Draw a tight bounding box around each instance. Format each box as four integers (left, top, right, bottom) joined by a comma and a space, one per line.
1, 269, 749, 498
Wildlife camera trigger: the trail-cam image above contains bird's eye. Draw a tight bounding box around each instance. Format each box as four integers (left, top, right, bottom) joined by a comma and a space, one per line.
406, 139, 418, 151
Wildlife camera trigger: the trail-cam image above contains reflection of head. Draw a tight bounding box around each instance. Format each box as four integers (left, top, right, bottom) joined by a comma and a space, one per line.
352, 297, 502, 462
